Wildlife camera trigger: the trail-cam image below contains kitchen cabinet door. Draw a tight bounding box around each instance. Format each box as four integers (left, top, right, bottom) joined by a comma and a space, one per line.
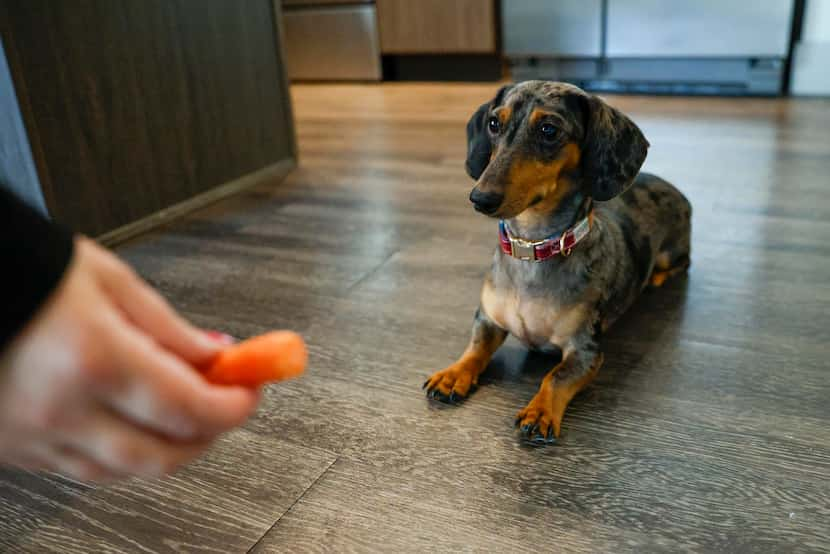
377, 0, 496, 54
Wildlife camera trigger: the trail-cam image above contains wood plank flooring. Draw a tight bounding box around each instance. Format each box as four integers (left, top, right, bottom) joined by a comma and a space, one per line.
2, 84, 830, 553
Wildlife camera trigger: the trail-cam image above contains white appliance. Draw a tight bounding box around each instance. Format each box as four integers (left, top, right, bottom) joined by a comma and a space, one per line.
503, 0, 796, 96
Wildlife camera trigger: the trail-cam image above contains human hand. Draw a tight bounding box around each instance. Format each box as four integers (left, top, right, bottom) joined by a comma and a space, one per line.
0, 237, 258, 481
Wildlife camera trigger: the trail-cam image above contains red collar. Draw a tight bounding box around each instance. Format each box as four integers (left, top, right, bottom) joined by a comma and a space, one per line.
499, 212, 594, 262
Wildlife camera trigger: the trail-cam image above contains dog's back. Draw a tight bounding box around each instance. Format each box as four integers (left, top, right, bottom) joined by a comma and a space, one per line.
595, 172, 692, 328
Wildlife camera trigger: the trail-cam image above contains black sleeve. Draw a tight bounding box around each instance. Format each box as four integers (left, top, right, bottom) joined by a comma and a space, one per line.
0, 186, 75, 351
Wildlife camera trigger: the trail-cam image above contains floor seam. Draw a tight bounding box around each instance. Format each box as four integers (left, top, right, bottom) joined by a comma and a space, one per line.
245, 456, 340, 553
343, 249, 399, 294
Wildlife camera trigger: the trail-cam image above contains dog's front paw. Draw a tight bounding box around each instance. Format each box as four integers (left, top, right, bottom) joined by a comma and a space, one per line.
423, 363, 478, 404
515, 392, 559, 445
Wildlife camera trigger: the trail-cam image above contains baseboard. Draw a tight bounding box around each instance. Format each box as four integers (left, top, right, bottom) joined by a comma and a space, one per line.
98, 157, 296, 246
382, 54, 504, 82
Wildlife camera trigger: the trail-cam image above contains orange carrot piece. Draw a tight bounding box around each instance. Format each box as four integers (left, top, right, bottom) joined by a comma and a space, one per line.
204, 331, 307, 387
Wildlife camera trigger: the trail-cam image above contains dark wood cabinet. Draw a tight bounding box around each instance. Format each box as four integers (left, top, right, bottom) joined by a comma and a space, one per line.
0, 0, 295, 239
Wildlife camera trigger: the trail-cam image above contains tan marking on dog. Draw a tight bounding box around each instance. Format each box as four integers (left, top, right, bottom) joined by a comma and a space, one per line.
483, 277, 592, 349
548, 304, 591, 346
424, 340, 501, 399
529, 108, 554, 126
500, 143, 582, 219
654, 251, 672, 271
480, 277, 509, 331
650, 251, 690, 287
496, 105, 512, 125
649, 265, 687, 288
425, 284, 508, 399
516, 353, 603, 438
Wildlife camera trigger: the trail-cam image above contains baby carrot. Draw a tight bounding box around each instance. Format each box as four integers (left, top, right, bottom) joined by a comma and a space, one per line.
204, 331, 307, 387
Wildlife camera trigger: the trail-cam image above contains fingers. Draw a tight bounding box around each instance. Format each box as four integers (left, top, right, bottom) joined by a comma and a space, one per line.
102, 320, 259, 440
11, 443, 114, 483
50, 446, 115, 483
6, 402, 214, 481
2, 451, 54, 473
85, 240, 221, 366
64, 406, 211, 479
105, 269, 220, 366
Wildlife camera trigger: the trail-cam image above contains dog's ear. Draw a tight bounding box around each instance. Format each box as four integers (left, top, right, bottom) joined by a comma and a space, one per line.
465, 84, 513, 180
465, 102, 491, 180
577, 93, 649, 201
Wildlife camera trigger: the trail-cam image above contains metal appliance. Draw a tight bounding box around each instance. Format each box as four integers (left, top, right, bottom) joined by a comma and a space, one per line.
281, 0, 381, 81
502, 0, 796, 95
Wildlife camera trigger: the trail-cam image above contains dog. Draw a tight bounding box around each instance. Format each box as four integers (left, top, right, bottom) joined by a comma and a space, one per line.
423, 81, 691, 444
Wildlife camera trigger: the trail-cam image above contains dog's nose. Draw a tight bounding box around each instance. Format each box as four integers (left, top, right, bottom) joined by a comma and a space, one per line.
469, 189, 503, 215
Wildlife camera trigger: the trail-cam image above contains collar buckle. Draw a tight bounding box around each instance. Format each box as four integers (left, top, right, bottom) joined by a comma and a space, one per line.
510, 237, 537, 261
500, 211, 593, 262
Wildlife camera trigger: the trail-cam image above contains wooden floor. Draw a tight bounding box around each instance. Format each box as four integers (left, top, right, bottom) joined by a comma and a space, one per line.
2, 84, 830, 553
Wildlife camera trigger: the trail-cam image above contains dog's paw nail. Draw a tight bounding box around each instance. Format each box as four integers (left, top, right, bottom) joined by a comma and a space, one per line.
514, 417, 522, 427
449, 391, 460, 403
520, 424, 532, 435
429, 389, 452, 403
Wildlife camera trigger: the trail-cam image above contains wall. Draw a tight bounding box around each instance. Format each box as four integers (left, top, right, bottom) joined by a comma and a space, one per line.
791, 0, 830, 95
0, 38, 47, 216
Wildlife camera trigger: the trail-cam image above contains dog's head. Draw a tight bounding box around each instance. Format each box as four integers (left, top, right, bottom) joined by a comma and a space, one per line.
465, 81, 649, 218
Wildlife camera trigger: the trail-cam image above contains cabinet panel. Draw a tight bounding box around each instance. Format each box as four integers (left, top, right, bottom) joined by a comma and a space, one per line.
502, 0, 602, 57
1, 0, 295, 236
377, 0, 496, 54
284, 6, 381, 81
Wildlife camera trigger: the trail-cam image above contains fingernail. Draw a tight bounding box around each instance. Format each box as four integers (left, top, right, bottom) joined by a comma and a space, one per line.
204, 330, 236, 345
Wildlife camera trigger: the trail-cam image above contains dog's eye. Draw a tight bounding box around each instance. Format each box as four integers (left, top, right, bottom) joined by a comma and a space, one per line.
540, 122, 557, 140
488, 116, 501, 134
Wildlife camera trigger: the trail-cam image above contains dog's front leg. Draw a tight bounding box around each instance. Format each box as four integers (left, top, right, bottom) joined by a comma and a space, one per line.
516, 331, 603, 444
423, 308, 507, 403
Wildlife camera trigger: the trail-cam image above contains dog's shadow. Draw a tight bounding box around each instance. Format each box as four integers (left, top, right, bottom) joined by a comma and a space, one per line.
479, 344, 561, 387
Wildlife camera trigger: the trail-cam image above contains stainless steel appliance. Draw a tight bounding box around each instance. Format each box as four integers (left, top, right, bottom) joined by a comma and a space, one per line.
503, 0, 796, 95
282, 0, 381, 81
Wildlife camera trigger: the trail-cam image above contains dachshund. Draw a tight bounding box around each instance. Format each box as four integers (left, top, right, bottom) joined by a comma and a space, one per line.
423, 81, 692, 445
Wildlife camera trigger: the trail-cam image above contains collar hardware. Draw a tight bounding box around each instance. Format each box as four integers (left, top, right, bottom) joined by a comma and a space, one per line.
498, 212, 593, 262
